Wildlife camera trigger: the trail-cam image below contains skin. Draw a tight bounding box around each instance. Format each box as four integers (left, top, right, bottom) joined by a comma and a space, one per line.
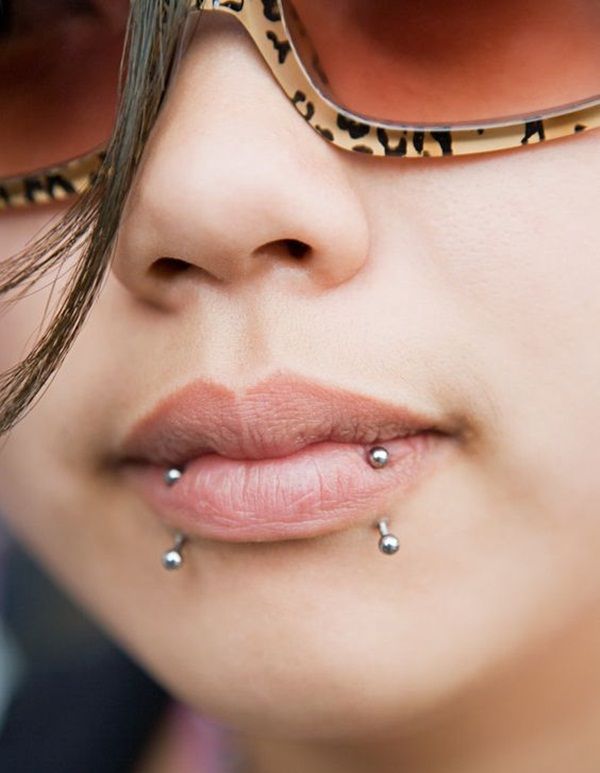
2, 11, 600, 773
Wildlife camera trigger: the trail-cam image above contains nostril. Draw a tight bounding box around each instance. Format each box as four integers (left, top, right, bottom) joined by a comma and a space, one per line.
150, 257, 192, 279
150, 242, 311, 284
285, 239, 310, 259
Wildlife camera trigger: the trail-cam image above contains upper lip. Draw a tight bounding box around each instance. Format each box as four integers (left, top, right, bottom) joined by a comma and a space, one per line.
118, 371, 453, 466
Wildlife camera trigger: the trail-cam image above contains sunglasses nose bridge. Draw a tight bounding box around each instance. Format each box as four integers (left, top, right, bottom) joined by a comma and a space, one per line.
193, 0, 349, 150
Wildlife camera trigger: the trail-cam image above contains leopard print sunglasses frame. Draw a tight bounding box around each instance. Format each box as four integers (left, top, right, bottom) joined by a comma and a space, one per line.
3, 0, 600, 209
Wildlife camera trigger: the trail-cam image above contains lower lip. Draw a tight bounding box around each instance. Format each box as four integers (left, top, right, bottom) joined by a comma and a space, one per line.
122, 432, 451, 542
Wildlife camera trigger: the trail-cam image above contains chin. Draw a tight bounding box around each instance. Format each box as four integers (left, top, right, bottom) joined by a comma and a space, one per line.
91, 536, 519, 742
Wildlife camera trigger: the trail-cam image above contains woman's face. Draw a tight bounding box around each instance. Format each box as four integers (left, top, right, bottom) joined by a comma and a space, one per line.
1, 9, 600, 743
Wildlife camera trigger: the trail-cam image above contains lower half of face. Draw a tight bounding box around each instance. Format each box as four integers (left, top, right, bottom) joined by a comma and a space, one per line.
1, 121, 600, 743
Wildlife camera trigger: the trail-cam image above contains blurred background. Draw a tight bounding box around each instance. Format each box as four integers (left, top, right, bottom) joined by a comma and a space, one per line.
0, 519, 169, 771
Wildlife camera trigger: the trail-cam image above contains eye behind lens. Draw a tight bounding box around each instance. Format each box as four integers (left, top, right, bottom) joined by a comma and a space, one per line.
281, 0, 600, 126
0, 0, 129, 179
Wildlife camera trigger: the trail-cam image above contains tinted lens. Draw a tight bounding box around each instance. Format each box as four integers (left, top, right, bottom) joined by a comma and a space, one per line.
0, 0, 129, 178
281, 0, 600, 125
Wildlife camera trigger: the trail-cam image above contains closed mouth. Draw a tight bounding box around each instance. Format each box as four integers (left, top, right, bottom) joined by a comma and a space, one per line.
115, 371, 459, 541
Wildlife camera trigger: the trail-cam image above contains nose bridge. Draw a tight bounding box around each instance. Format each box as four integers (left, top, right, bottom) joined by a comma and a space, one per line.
200, 0, 286, 65
197, 0, 290, 89
194, 0, 341, 152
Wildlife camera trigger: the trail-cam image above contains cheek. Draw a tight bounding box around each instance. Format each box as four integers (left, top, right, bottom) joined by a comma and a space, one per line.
358, 133, 600, 533
0, 206, 85, 542
363, 131, 600, 379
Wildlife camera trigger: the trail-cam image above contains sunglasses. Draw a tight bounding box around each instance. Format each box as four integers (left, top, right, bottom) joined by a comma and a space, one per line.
2, 0, 600, 210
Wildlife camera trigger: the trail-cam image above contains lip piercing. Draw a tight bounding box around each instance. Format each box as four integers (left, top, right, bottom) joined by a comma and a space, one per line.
367, 445, 400, 555
164, 466, 184, 486
162, 531, 188, 570
161, 466, 189, 570
367, 446, 389, 468
160, 448, 400, 566
376, 518, 400, 555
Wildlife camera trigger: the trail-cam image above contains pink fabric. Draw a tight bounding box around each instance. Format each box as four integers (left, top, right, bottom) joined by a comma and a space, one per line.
170, 700, 236, 772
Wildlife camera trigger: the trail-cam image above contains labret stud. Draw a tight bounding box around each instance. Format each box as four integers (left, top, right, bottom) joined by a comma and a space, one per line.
162, 530, 188, 571
376, 519, 400, 555
367, 446, 400, 556
161, 466, 188, 570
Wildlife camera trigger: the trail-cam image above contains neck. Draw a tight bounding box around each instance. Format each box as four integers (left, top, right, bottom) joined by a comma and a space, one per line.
234, 603, 600, 773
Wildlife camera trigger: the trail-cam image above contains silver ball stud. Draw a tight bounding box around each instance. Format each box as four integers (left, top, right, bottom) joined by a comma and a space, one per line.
161, 531, 188, 571
164, 467, 183, 486
376, 518, 400, 555
368, 446, 389, 468
162, 548, 184, 570
378, 533, 400, 555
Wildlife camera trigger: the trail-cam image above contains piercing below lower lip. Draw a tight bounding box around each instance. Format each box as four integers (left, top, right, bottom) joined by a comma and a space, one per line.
376, 518, 400, 555
162, 530, 188, 570
367, 445, 400, 555
161, 466, 189, 570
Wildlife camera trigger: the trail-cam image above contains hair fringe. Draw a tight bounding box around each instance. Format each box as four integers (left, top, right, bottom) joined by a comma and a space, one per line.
0, 0, 191, 436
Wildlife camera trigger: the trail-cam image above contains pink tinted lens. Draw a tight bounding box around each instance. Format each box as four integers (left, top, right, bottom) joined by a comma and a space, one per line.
0, 1, 129, 179
281, 0, 600, 124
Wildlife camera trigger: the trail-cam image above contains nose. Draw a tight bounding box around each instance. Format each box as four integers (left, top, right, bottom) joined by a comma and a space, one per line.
110, 11, 370, 309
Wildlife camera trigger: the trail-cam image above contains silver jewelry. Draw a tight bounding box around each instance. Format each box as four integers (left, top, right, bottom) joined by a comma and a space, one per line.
162, 466, 189, 569
164, 466, 184, 486
376, 519, 400, 555
367, 445, 400, 555
159, 447, 400, 568
367, 446, 389, 468
162, 531, 188, 570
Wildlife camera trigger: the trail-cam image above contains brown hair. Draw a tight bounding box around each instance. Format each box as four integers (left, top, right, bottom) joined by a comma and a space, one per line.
0, 0, 191, 436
